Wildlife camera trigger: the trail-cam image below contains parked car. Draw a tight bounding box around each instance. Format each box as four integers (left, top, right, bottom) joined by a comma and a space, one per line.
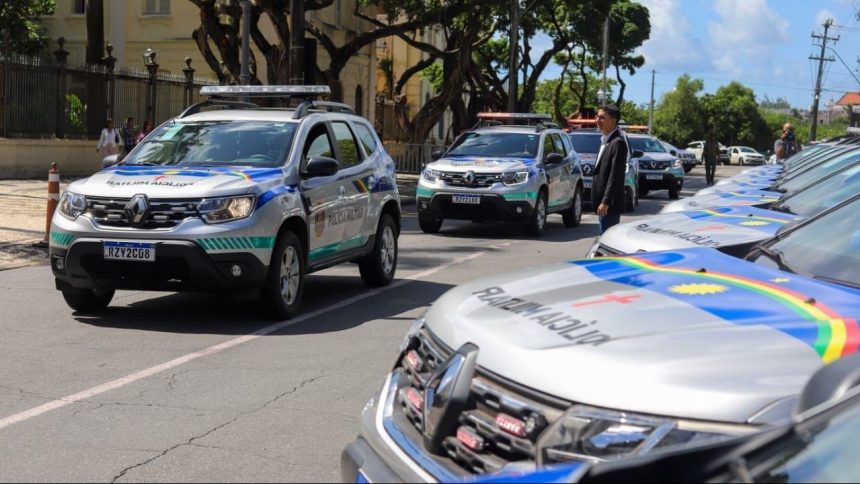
417, 113, 584, 236
51, 85, 401, 318
728, 146, 766, 165
660, 140, 697, 173
629, 133, 684, 199
341, 193, 860, 482
687, 140, 730, 165
569, 130, 639, 212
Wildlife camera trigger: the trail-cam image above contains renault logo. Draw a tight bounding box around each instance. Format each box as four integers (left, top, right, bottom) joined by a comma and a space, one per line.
464, 170, 476, 187
422, 343, 479, 453
125, 194, 150, 226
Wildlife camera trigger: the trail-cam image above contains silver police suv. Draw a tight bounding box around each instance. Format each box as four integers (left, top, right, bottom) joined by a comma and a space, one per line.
50, 86, 401, 319
416, 113, 584, 236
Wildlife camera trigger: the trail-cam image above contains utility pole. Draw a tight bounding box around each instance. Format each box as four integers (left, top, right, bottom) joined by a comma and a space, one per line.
598, 15, 609, 106
290, 0, 306, 86
809, 18, 838, 141
648, 69, 655, 134
507, 0, 519, 112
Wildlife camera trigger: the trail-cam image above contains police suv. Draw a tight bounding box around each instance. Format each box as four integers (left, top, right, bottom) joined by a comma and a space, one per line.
50, 86, 401, 318
629, 133, 685, 199
417, 113, 584, 236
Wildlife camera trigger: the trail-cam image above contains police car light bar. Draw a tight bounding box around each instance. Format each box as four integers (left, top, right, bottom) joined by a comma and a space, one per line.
477, 112, 552, 121
200, 85, 331, 98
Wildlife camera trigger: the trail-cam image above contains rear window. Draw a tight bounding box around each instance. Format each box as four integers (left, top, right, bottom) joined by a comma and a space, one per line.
569, 133, 602, 154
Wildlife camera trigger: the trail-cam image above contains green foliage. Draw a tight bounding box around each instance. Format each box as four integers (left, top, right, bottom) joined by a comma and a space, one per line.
420, 63, 443, 93
618, 100, 649, 125
701, 82, 769, 147
652, 74, 706, 146
532, 74, 614, 123
0, 0, 56, 56
66, 94, 86, 136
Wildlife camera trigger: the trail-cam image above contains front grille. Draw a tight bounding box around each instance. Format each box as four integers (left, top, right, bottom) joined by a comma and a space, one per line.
395, 329, 566, 476
439, 171, 500, 188
638, 160, 670, 170
593, 244, 622, 257
86, 197, 201, 229
581, 164, 594, 176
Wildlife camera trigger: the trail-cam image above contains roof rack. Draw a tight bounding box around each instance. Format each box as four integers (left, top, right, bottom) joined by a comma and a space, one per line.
199, 85, 331, 98
473, 112, 556, 131
293, 100, 355, 119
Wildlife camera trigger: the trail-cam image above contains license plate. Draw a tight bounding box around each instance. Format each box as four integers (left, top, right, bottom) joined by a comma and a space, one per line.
646, 174, 664, 180
584, 180, 592, 188
104, 241, 155, 262
452, 195, 481, 205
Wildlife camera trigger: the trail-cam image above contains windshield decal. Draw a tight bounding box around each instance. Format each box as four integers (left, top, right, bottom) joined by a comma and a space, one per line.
108, 166, 283, 182
572, 255, 859, 363
683, 208, 796, 230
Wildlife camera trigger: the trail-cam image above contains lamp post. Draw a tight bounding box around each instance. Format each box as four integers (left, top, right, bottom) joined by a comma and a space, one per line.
143, 47, 159, 123
182, 57, 195, 108
597, 89, 606, 107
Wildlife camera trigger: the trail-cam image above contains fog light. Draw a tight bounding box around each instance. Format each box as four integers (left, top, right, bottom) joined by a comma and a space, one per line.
420, 202, 429, 210
231, 264, 242, 277
52, 255, 66, 273
516, 206, 523, 214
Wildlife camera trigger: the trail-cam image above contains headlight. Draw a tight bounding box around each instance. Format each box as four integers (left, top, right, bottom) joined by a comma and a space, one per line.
503, 171, 529, 186
536, 405, 752, 465
399, 315, 426, 352
58, 192, 86, 220
197, 195, 256, 223
422, 168, 441, 182
586, 239, 601, 258
672, 159, 682, 169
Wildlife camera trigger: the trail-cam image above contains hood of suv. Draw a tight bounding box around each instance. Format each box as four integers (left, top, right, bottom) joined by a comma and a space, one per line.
68, 165, 284, 198
637, 152, 676, 163
600, 206, 801, 253
661, 189, 783, 213
428, 156, 534, 173
424, 249, 860, 423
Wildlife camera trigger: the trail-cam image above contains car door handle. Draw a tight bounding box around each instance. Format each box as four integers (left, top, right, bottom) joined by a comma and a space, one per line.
338, 186, 346, 198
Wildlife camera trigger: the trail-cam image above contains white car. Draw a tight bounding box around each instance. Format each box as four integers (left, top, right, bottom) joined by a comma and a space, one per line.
729, 146, 765, 165
687, 140, 730, 165
660, 140, 697, 173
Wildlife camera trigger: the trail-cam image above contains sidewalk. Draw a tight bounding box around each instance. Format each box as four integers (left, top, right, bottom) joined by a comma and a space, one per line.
0, 174, 420, 271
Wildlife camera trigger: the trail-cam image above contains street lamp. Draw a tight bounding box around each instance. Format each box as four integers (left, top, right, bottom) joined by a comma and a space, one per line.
143, 47, 159, 123
597, 89, 606, 106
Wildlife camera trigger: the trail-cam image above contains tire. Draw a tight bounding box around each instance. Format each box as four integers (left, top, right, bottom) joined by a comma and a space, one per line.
624, 186, 636, 212
525, 191, 548, 236
669, 181, 682, 200
562, 186, 583, 227
683, 165, 692, 173
739, 157, 745, 166
262, 231, 305, 320
359, 214, 398, 287
61, 287, 114, 312
640, 187, 649, 198
418, 214, 443, 234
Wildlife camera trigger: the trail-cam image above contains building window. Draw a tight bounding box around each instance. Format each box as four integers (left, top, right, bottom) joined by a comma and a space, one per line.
355, 85, 364, 117
72, 0, 86, 15
144, 0, 171, 15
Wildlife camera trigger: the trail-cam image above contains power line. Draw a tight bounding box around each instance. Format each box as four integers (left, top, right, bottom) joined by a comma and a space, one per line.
809, 18, 838, 141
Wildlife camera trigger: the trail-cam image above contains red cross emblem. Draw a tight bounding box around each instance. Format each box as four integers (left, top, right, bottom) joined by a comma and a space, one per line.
572, 293, 641, 308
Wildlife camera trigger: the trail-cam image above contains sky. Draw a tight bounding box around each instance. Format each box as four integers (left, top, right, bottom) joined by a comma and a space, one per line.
538, 0, 860, 110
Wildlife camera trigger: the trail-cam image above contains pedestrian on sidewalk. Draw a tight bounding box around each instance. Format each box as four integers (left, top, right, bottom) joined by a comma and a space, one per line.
703, 132, 719, 185
774, 122, 801, 163
592, 104, 628, 234
97, 119, 121, 157
120, 116, 138, 158
137, 120, 154, 144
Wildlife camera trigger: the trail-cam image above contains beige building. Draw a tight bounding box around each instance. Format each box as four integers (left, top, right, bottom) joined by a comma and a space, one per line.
41, 0, 447, 142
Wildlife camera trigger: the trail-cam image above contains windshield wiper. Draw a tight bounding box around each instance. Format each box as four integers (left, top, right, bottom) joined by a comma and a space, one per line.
814, 275, 860, 290
121, 160, 161, 166
756, 246, 798, 274
769, 204, 795, 215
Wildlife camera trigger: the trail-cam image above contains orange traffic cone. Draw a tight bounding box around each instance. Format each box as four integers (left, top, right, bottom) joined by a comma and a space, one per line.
35, 163, 60, 248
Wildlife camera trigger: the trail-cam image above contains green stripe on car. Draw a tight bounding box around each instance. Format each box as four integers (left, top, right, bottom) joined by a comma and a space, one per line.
502, 191, 538, 201
309, 236, 369, 261
416, 187, 434, 198
198, 236, 275, 252
50, 231, 74, 247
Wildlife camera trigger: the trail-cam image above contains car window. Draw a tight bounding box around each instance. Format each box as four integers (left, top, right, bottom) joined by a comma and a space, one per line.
742, 147, 756, 153
777, 151, 860, 193
776, 163, 860, 217
447, 132, 539, 158
331, 121, 363, 168
543, 135, 556, 160
303, 124, 334, 163
352, 122, 378, 156
629, 137, 666, 153
551, 134, 567, 156
569, 134, 603, 154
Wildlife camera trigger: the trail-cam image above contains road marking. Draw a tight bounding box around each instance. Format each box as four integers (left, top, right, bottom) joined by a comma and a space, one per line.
0, 246, 506, 431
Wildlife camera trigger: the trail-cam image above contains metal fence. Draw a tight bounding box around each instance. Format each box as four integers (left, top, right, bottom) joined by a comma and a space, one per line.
0, 48, 216, 140
384, 142, 446, 174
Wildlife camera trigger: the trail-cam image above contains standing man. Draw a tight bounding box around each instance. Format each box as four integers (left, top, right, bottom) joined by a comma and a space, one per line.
121, 116, 138, 159
774, 123, 801, 163
703, 133, 719, 185
592, 105, 628, 234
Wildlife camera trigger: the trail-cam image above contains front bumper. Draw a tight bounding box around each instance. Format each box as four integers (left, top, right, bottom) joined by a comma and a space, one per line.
638, 170, 683, 191
51, 239, 267, 292
417, 192, 535, 222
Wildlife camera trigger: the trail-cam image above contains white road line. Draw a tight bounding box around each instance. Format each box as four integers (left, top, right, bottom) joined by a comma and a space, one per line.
0, 247, 503, 431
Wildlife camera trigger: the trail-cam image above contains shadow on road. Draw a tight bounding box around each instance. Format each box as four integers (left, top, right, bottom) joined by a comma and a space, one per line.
73, 276, 454, 336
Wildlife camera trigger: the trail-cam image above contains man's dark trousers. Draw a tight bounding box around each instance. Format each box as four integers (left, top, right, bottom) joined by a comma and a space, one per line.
599, 213, 621, 234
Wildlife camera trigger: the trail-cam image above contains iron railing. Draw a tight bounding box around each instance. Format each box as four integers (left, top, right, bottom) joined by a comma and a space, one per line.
0, 45, 216, 140
384, 142, 446, 174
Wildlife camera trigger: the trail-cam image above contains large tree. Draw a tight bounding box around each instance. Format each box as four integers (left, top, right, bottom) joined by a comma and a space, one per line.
0, 0, 55, 56
653, 74, 706, 146
702, 82, 768, 147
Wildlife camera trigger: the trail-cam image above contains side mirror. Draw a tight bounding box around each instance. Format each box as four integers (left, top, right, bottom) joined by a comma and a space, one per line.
102, 154, 119, 169
431, 149, 444, 161
796, 352, 860, 415
670, 150, 677, 156
631, 150, 644, 159
304, 156, 339, 178
545, 153, 564, 165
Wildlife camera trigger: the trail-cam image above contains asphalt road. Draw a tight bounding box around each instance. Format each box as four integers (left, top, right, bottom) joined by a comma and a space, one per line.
0, 165, 743, 482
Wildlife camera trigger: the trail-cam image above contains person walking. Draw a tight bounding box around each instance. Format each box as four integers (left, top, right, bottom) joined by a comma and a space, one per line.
121, 116, 138, 158
592, 104, 628, 234
703, 133, 719, 185
774, 122, 801, 163
137, 120, 154, 144
97, 119, 121, 157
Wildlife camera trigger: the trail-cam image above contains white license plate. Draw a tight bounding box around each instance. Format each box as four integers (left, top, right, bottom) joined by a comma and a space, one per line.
452, 195, 481, 205
104, 241, 155, 262
584, 179, 592, 188
646, 174, 664, 180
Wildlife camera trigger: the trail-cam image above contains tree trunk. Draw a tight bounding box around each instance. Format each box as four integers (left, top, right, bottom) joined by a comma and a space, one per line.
614, 64, 626, 106
85, 0, 105, 65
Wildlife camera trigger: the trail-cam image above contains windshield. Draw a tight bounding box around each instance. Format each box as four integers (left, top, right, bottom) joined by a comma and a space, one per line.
569, 134, 602, 154
628, 137, 666, 153
776, 150, 860, 193
122, 121, 298, 168
446, 132, 539, 158
749, 399, 860, 482
751, 196, 860, 287
775, 162, 860, 216
740, 147, 757, 153
783, 146, 848, 174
